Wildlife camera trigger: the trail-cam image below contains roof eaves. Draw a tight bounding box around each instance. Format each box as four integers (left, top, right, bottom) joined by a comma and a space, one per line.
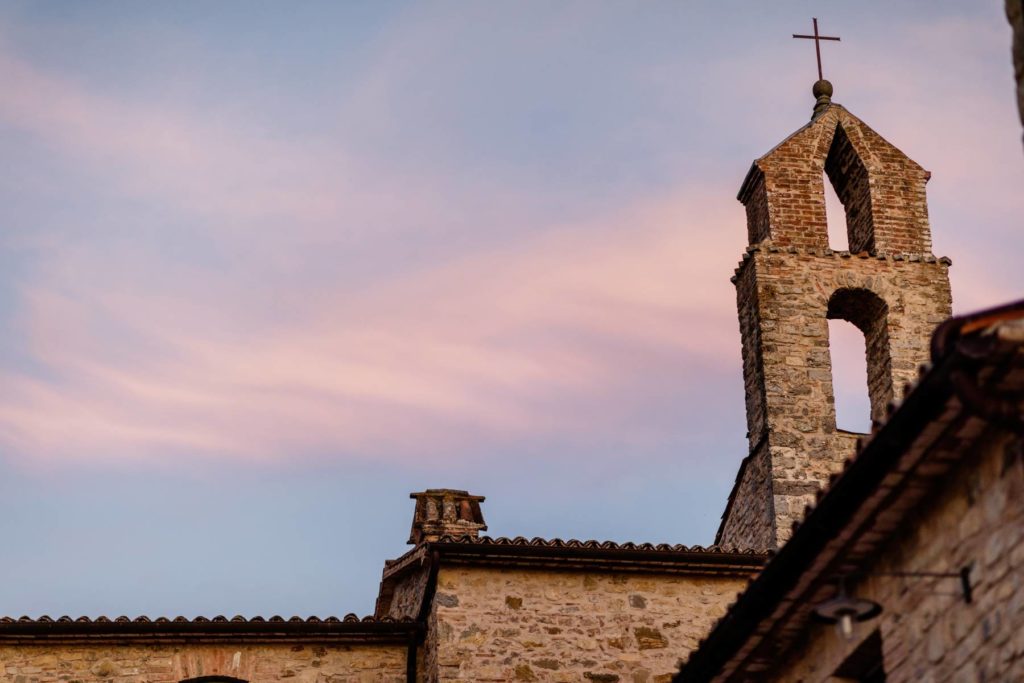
429, 536, 768, 576
0, 614, 419, 644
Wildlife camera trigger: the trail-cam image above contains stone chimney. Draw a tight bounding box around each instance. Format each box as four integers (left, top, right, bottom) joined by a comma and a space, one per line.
408, 489, 487, 544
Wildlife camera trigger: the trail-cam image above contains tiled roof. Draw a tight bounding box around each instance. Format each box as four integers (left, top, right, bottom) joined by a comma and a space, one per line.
436, 535, 767, 554
420, 534, 768, 578
0, 614, 410, 624
383, 535, 768, 578
0, 613, 418, 643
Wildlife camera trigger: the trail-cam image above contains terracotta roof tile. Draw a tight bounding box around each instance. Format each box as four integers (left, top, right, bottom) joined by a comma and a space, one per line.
435, 535, 767, 554
0, 613, 414, 626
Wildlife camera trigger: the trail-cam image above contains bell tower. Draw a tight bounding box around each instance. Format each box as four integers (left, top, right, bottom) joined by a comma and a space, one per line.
716, 81, 952, 549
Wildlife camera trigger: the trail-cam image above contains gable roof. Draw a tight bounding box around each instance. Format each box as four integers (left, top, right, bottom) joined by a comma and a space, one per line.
737, 102, 928, 204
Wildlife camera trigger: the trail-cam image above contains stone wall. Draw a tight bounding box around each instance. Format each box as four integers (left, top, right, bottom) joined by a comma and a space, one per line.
0, 642, 407, 682
380, 563, 432, 621
425, 567, 746, 682
741, 248, 952, 433
770, 430, 1024, 682
734, 257, 767, 452
716, 439, 774, 550
722, 246, 951, 549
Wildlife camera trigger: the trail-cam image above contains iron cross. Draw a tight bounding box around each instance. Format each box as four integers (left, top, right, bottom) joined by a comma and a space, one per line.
793, 18, 840, 81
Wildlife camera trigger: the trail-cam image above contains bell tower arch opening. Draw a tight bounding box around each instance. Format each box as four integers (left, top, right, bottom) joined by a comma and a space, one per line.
827, 318, 871, 433
826, 288, 892, 432
822, 170, 848, 251
824, 123, 875, 253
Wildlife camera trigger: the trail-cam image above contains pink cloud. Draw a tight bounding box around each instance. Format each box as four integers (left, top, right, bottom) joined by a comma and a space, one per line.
0, 186, 744, 463
0, 45, 475, 248
1, 8, 1019, 469
0, 41, 743, 464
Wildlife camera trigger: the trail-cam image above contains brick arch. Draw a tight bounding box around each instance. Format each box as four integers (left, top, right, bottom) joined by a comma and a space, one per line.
181, 678, 248, 683
825, 123, 875, 253
826, 287, 893, 423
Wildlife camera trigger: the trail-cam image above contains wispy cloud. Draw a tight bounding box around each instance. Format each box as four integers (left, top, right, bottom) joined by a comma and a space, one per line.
0, 180, 741, 462
0, 3, 1020, 470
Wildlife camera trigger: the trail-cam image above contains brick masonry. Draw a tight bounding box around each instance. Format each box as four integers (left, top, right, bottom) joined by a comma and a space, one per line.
771, 431, 1024, 682
425, 567, 746, 683
719, 101, 952, 550
0, 643, 407, 682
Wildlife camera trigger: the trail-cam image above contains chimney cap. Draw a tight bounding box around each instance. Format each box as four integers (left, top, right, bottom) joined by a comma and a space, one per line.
408, 489, 487, 545
409, 488, 485, 501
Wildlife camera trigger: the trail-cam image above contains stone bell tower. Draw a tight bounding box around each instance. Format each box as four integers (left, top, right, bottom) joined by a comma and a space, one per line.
716, 81, 952, 550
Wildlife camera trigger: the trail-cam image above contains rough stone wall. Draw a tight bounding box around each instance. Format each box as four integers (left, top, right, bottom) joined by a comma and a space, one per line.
425, 567, 747, 682
748, 248, 950, 462
723, 246, 951, 549
773, 430, 859, 549
0, 642, 407, 682
424, 600, 444, 683
381, 564, 432, 620
771, 430, 1024, 682
716, 439, 774, 550
734, 262, 767, 451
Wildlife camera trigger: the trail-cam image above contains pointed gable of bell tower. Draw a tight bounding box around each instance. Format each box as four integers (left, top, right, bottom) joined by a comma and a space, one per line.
717, 81, 953, 550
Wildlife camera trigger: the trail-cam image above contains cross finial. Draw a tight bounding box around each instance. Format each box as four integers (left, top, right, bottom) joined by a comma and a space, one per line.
793, 18, 840, 82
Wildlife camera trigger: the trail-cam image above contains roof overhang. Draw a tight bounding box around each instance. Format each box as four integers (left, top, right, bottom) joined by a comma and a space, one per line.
0, 615, 418, 645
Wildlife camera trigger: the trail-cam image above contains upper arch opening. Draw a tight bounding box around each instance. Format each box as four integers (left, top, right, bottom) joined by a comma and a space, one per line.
824, 123, 875, 253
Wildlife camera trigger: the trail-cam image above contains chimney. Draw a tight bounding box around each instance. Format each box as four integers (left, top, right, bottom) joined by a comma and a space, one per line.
408, 489, 487, 544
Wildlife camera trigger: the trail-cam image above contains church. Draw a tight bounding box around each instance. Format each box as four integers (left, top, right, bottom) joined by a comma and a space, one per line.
2, 10, 1023, 682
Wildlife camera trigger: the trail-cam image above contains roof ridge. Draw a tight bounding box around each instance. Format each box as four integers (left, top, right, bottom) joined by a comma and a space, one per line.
433, 534, 769, 554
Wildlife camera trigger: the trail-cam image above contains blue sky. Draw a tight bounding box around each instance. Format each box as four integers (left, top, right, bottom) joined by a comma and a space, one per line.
1, 1, 1021, 618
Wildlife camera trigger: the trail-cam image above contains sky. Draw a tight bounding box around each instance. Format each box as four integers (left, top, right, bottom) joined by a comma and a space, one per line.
0, 1, 1021, 619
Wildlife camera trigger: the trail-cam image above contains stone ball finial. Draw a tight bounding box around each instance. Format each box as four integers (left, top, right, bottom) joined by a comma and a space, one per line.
812, 79, 833, 98
811, 79, 833, 118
